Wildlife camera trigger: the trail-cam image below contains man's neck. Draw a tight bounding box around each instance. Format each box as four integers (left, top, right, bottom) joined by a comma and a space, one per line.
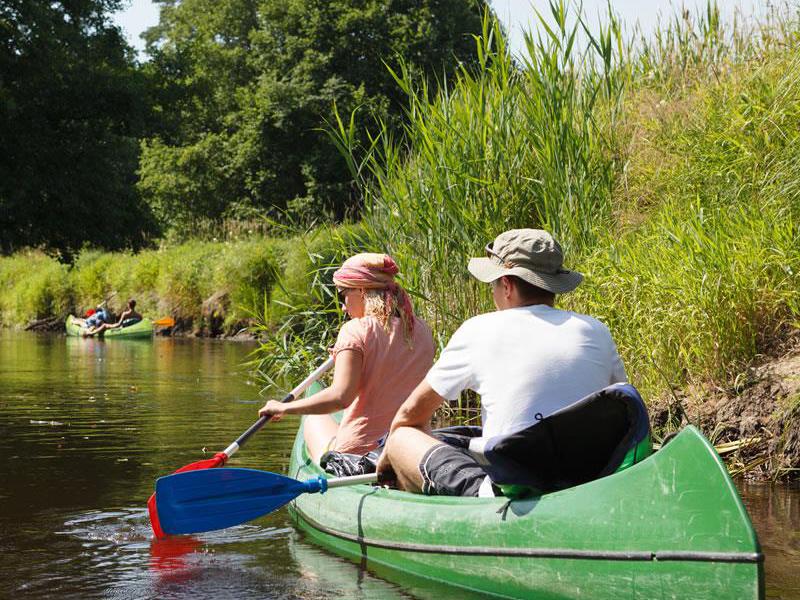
499, 298, 554, 310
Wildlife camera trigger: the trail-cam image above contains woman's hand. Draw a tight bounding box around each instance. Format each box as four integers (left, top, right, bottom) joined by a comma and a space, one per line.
258, 400, 287, 422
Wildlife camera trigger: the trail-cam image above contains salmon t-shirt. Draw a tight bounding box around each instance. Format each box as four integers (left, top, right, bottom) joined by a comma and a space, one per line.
330, 315, 435, 455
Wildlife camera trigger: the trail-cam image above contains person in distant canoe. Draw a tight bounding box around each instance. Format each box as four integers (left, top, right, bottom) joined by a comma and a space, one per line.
83, 299, 142, 336
376, 229, 628, 497
72, 304, 110, 329
257, 253, 435, 462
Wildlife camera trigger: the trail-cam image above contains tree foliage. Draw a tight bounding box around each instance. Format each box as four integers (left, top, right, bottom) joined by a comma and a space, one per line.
139, 0, 488, 234
0, 0, 156, 257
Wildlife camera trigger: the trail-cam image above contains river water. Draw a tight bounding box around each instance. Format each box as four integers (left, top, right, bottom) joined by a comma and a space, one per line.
0, 331, 798, 599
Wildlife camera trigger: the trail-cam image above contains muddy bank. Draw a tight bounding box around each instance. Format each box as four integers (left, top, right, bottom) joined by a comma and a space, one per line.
651, 331, 800, 481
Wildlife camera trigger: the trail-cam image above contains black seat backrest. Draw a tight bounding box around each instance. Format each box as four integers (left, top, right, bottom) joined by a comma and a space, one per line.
470, 383, 650, 494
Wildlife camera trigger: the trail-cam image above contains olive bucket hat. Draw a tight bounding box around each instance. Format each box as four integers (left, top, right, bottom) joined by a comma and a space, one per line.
467, 229, 583, 294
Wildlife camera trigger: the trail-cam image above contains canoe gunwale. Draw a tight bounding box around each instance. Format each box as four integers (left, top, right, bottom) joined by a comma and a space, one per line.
292, 505, 763, 564
288, 416, 764, 599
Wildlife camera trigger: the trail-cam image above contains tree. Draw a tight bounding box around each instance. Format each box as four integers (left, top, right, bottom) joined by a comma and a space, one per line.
139, 0, 488, 233
0, 0, 156, 257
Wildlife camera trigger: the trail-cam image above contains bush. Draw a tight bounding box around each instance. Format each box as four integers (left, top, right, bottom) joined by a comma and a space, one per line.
0, 252, 72, 323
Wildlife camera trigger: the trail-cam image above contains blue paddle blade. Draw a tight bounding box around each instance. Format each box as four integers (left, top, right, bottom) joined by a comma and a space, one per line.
155, 467, 326, 535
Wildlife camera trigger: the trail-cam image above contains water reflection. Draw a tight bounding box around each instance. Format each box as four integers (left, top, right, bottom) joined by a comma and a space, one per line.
740, 481, 800, 599
0, 331, 417, 599
0, 330, 798, 599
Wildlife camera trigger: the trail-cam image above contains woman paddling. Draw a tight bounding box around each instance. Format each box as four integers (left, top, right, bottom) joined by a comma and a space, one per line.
258, 253, 435, 462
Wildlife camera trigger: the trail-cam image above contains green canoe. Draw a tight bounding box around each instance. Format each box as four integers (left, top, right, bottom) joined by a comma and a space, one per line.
65, 315, 154, 339
288, 420, 764, 599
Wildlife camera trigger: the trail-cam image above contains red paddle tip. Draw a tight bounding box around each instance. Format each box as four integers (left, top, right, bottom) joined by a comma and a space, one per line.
148, 492, 168, 540
147, 452, 228, 539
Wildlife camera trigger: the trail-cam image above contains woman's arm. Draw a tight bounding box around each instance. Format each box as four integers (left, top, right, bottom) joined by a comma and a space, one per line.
258, 350, 362, 420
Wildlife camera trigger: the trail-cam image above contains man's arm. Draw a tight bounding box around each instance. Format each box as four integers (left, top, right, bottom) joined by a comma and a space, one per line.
388, 379, 447, 434
376, 380, 447, 486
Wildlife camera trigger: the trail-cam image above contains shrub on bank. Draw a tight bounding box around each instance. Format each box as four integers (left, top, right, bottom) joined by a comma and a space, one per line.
0, 252, 72, 324
0, 239, 296, 334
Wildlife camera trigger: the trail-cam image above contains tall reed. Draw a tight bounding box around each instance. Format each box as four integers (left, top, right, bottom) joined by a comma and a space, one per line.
329, 4, 623, 341
310, 0, 800, 410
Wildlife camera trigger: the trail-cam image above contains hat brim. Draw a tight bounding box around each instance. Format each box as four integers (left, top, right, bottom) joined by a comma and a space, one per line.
467, 258, 583, 294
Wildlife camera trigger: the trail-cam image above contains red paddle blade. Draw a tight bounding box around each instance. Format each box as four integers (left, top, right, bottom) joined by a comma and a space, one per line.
148, 492, 166, 539
148, 453, 227, 539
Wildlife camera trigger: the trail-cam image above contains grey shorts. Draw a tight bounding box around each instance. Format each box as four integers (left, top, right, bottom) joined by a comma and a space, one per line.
419, 436, 487, 497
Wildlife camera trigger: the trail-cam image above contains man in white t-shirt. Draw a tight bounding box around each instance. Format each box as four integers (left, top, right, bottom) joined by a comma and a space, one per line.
376, 228, 627, 497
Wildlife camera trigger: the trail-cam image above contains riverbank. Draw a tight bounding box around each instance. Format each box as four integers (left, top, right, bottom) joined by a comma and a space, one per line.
650, 330, 800, 481
0, 224, 364, 338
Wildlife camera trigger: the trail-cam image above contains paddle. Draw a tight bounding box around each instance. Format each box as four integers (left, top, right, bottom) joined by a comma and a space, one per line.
153, 316, 175, 328
98, 290, 117, 309
79, 291, 117, 318
155, 467, 378, 535
147, 356, 335, 538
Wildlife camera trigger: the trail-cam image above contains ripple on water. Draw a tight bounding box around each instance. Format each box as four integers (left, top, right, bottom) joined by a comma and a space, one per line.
48, 507, 305, 597
60, 506, 293, 547
47, 507, 430, 600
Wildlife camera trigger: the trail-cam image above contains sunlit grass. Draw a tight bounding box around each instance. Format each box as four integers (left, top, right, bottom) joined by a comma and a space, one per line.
270, 1, 800, 414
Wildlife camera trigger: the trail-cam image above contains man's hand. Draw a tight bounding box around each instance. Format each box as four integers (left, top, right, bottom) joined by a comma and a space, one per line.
258, 400, 287, 422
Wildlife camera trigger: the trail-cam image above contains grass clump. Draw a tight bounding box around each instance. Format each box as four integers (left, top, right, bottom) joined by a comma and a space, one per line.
0, 251, 72, 324
0, 239, 290, 334
250, 223, 370, 385
326, 8, 622, 339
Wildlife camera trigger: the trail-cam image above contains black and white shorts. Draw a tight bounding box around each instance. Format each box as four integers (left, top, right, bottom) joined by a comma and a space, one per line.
418, 428, 487, 497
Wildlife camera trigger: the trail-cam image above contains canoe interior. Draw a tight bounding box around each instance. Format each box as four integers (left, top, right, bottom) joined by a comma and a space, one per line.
287, 384, 763, 599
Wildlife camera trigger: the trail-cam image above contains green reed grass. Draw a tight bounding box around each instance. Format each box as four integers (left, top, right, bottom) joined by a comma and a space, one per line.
0, 239, 290, 332
0, 251, 73, 324
326, 4, 623, 342
287, 0, 800, 415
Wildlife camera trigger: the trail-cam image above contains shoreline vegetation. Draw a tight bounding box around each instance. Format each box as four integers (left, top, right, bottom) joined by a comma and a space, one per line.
2, 2, 798, 479
0, 225, 364, 337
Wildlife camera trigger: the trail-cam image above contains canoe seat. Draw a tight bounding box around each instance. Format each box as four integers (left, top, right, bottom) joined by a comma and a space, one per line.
467, 383, 652, 497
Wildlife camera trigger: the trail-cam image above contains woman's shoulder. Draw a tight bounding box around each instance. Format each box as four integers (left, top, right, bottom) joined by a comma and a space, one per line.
411, 315, 433, 338
345, 315, 409, 338
344, 316, 377, 329
338, 316, 382, 341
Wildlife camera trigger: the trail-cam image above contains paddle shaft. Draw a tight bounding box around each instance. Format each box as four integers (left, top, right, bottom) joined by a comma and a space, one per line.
326, 473, 378, 488
99, 290, 117, 308
221, 356, 335, 458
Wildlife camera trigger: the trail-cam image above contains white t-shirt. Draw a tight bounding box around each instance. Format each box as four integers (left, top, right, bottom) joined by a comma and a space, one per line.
426, 305, 627, 441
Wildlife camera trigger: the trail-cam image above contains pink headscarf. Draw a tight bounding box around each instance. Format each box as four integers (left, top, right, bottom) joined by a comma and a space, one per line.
333, 253, 415, 336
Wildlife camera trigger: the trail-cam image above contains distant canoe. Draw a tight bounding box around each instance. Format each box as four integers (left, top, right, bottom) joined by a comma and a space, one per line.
65, 315, 154, 339
288, 421, 763, 599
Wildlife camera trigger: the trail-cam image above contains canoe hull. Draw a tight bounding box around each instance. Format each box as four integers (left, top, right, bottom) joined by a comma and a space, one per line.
65, 315, 154, 339
288, 422, 763, 599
